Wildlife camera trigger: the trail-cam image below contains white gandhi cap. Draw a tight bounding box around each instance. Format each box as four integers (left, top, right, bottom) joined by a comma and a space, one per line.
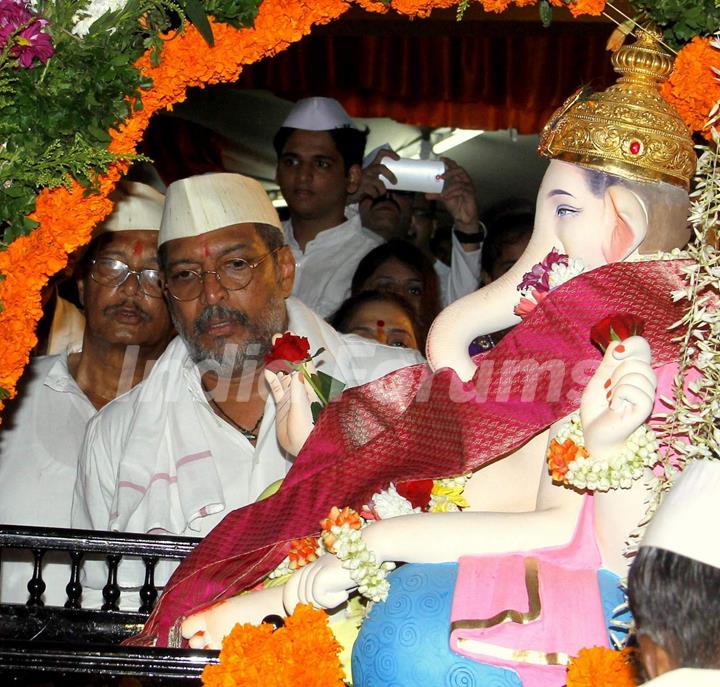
281, 97, 358, 131
96, 181, 164, 234
641, 459, 720, 569
159, 173, 282, 246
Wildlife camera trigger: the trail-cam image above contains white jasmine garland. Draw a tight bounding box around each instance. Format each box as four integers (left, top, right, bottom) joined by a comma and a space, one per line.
327, 523, 395, 603
554, 411, 660, 492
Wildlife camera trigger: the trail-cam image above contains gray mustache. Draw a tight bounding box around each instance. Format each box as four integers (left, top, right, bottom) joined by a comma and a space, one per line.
193, 305, 249, 335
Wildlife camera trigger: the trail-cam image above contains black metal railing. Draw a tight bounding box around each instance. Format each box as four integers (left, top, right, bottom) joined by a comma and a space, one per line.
0, 525, 218, 684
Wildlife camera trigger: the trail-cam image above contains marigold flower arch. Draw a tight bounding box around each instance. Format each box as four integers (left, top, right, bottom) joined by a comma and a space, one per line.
0, 0, 713, 416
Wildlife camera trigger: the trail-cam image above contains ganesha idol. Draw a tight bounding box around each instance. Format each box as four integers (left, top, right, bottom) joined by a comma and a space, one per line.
134, 29, 699, 686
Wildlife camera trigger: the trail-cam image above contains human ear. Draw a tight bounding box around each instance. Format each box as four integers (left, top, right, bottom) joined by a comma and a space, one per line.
346, 164, 362, 196
602, 185, 649, 263
638, 634, 676, 680
276, 245, 296, 298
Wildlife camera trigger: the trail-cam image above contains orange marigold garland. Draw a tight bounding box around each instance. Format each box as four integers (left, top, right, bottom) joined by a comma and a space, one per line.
566, 647, 637, 687
201, 604, 345, 687
661, 35, 720, 139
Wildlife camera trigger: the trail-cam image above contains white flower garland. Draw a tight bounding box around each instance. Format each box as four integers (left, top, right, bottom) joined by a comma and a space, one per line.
266, 476, 470, 602
325, 522, 396, 603
554, 412, 660, 492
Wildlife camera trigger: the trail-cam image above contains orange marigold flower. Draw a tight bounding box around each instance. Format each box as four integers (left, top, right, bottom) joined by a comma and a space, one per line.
661, 36, 720, 139
481, 0, 511, 12
547, 438, 588, 482
202, 604, 344, 687
549, 0, 605, 16
353, 0, 390, 13
391, 0, 457, 17
320, 506, 362, 552
320, 506, 362, 533
566, 646, 636, 687
288, 536, 320, 570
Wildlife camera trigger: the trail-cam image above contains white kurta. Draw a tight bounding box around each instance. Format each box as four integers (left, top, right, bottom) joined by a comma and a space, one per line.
72, 297, 422, 540
284, 214, 383, 318
0, 352, 95, 604
435, 232, 482, 306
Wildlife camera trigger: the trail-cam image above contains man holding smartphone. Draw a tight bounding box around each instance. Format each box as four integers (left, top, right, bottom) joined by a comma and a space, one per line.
356, 147, 484, 305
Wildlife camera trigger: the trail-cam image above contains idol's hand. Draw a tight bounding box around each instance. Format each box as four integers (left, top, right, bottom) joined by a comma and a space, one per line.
282, 553, 354, 613
265, 367, 318, 457
181, 590, 279, 650
581, 336, 656, 459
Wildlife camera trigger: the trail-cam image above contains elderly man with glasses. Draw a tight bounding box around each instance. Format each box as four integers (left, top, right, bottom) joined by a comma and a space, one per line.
0, 180, 174, 605
72, 173, 421, 551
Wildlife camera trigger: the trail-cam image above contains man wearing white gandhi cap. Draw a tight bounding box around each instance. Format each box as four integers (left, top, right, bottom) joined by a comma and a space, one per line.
72, 173, 421, 551
274, 96, 385, 318
628, 459, 720, 686
1, 180, 174, 605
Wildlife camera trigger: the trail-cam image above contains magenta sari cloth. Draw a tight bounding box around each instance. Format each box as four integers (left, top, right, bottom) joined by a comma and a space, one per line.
130, 259, 689, 647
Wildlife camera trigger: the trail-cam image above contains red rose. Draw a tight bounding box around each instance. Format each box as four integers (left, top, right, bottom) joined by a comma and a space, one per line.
396, 479, 435, 510
264, 332, 311, 370
590, 314, 645, 353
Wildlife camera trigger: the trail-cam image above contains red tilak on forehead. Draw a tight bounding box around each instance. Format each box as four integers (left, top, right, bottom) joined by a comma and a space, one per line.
376, 320, 385, 328
202, 240, 210, 259
132, 239, 143, 257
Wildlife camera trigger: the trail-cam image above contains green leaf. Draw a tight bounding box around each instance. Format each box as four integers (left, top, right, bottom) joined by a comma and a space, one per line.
314, 370, 346, 403
183, 0, 215, 47
311, 401, 323, 425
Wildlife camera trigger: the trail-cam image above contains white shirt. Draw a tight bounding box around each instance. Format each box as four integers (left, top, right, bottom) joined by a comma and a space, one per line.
435, 232, 482, 306
0, 352, 95, 604
285, 214, 383, 318
72, 297, 421, 540
644, 669, 720, 686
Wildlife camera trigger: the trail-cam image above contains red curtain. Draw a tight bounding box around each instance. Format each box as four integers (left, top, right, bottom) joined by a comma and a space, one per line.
236, 20, 616, 133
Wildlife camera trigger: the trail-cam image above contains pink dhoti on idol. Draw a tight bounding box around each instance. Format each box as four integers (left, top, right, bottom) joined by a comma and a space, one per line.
449, 497, 606, 686
131, 258, 689, 648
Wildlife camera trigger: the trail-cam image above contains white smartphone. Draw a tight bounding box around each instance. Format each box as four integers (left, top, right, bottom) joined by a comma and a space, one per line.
380, 158, 445, 194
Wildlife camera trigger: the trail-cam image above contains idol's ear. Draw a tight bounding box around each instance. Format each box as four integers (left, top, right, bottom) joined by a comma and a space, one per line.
602, 185, 649, 263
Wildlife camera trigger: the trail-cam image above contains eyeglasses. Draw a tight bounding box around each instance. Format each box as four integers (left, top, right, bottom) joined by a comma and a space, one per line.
164, 248, 280, 302
90, 258, 163, 298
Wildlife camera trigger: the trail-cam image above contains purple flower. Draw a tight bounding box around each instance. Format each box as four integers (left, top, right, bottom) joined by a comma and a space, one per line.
0, 0, 54, 68
517, 248, 570, 293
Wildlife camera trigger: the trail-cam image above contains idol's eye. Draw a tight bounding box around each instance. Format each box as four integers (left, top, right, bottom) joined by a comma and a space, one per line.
556, 205, 580, 217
